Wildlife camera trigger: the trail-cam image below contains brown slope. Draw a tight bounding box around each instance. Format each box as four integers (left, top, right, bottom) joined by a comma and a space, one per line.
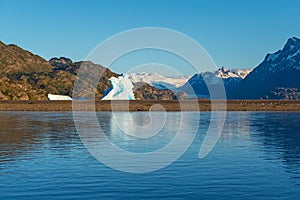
0, 42, 53, 74
0, 42, 118, 100
0, 42, 177, 100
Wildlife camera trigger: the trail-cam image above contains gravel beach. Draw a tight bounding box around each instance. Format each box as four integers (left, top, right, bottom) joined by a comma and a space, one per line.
0, 100, 300, 111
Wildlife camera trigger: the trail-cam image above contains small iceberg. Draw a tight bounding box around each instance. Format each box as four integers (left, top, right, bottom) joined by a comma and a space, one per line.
102, 74, 135, 100
48, 94, 72, 101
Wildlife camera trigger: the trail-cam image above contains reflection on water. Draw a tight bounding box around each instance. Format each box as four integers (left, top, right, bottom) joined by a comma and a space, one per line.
0, 112, 299, 199
0, 112, 78, 164
247, 112, 300, 182
105, 112, 187, 153
222, 112, 300, 182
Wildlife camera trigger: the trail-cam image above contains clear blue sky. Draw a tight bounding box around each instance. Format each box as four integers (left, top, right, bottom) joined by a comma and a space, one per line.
1, 0, 300, 75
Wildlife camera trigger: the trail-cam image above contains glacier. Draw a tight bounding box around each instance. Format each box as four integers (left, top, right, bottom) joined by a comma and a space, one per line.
102, 74, 135, 100
128, 72, 190, 90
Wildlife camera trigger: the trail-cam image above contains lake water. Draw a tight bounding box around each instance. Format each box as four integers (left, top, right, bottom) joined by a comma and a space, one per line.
0, 112, 299, 199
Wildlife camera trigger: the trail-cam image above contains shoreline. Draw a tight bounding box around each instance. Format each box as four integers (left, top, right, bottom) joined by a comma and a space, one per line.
0, 100, 300, 111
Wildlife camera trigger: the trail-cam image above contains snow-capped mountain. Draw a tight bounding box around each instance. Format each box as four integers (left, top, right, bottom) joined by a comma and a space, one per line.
179, 67, 252, 98
189, 68, 251, 86
128, 72, 191, 90
231, 69, 253, 79
245, 37, 300, 81
234, 37, 300, 99
215, 67, 252, 79
180, 37, 300, 99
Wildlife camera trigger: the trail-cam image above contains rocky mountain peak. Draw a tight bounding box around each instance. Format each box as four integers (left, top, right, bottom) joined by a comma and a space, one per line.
49, 57, 73, 65
265, 50, 282, 62
49, 57, 73, 70
247, 36, 300, 82
233, 36, 300, 99
264, 37, 300, 63
284, 37, 300, 49
216, 67, 239, 79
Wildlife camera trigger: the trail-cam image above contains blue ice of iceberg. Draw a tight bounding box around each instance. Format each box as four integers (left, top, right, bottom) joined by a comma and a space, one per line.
102, 74, 136, 100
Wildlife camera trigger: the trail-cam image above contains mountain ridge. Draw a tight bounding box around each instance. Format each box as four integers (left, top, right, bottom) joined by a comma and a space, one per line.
180, 37, 300, 99
234, 36, 300, 99
179, 67, 252, 98
0, 42, 178, 100
0, 42, 53, 74
2, 37, 300, 100
128, 72, 191, 90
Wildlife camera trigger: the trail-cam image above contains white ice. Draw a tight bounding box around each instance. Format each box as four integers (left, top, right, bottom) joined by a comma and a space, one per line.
102, 74, 135, 100
48, 94, 72, 100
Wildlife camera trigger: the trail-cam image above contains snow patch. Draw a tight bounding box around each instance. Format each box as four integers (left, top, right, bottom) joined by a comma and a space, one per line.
291, 37, 297, 42
287, 49, 300, 60
289, 45, 296, 50
233, 69, 253, 79
266, 51, 281, 62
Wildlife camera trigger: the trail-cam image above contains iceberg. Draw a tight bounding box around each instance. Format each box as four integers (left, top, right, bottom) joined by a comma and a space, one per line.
48, 94, 72, 101
102, 74, 135, 100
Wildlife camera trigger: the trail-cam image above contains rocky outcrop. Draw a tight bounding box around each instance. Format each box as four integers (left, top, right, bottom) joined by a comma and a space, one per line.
134, 82, 177, 100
